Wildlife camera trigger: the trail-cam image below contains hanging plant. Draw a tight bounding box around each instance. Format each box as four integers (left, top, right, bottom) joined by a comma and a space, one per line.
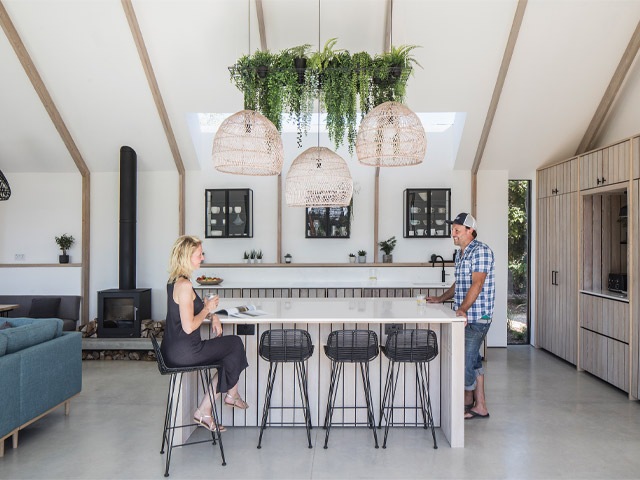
351, 51, 373, 117
372, 45, 421, 106
229, 50, 276, 125
322, 50, 357, 154
283, 44, 316, 148
227, 41, 421, 152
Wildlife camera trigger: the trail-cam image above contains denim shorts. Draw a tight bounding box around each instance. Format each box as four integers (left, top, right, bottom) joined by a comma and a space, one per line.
464, 321, 491, 390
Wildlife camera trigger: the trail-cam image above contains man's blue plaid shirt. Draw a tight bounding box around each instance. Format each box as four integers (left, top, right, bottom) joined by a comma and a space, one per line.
454, 238, 495, 323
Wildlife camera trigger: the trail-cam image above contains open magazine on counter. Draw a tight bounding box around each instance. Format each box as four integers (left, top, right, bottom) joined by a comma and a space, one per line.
214, 304, 267, 317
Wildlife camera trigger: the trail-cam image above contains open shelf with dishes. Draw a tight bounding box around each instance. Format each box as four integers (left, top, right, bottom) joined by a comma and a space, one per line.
403, 188, 451, 238
205, 188, 253, 238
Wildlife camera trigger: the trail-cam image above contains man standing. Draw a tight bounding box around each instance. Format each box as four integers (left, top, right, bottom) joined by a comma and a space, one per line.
427, 212, 495, 419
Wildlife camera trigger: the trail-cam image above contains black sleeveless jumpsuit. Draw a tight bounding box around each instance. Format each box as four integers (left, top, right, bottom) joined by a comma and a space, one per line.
160, 282, 249, 393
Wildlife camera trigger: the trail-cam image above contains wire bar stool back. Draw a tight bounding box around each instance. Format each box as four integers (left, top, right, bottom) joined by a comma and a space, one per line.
379, 328, 439, 449
323, 329, 380, 448
257, 329, 315, 449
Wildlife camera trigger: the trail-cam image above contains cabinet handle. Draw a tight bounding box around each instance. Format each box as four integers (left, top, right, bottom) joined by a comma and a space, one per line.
555, 271, 559, 286
596, 178, 601, 185
601, 176, 606, 184
552, 188, 558, 195
551, 271, 555, 285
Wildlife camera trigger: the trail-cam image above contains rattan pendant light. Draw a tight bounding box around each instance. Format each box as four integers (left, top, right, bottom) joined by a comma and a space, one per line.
285, 146, 353, 207
212, 109, 284, 176
356, 101, 426, 167
0, 169, 11, 201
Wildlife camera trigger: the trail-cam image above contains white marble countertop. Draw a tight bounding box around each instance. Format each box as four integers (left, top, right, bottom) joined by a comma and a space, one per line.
194, 280, 452, 289
213, 297, 460, 324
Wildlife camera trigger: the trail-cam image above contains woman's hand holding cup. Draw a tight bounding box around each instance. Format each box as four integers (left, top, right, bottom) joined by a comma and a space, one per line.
205, 294, 219, 314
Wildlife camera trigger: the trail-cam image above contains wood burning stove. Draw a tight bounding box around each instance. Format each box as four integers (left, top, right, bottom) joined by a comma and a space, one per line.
98, 289, 151, 338
97, 146, 152, 338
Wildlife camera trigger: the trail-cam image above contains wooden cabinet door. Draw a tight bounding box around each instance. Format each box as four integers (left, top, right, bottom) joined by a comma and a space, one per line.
538, 159, 578, 198
604, 140, 630, 185
536, 197, 553, 350
580, 142, 630, 190
536, 193, 578, 364
557, 193, 578, 363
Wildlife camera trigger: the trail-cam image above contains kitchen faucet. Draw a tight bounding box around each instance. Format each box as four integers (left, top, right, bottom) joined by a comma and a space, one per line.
430, 254, 447, 283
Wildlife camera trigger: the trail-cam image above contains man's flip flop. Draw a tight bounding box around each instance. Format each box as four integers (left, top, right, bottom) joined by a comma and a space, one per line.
465, 410, 490, 419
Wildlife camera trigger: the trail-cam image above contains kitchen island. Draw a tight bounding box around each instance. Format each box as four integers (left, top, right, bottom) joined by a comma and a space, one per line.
176, 297, 465, 448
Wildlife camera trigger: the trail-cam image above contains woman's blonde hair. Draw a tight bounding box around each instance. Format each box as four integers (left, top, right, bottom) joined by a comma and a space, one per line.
168, 235, 202, 283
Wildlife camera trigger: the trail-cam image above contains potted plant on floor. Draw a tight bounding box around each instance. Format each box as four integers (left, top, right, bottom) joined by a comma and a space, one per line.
55, 233, 75, 264
357, 249, 367, 263
378, 236, 397, 263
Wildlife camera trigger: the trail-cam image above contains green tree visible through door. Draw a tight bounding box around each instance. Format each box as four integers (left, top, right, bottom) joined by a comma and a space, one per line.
508, 180, 530, 344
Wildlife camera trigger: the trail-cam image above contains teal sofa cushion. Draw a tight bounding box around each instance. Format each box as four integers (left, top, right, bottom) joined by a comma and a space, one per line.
0, 334, 7, 356
0, 318, 63, 354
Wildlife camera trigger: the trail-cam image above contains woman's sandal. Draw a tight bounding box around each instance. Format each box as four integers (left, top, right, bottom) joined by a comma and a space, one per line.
193, 408, 227, 432
224, 393, 249, 410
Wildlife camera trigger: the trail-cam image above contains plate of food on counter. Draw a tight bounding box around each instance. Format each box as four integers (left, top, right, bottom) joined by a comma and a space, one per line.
196, 275, 223, 285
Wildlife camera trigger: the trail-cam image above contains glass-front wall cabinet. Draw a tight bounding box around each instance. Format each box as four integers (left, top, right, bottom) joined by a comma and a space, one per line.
306, 206, 351, 238
404, 188, 451, 238
205, 189, 253, 238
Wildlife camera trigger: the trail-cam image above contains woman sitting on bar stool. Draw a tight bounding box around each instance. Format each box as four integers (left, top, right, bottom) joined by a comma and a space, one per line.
161, 235, 249, 432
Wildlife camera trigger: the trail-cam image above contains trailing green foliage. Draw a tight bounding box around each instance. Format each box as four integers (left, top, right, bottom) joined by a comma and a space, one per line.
228, 40, 421, 153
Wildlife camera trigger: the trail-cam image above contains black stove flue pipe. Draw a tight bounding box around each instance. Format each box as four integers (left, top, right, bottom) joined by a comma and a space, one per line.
119, 146, 137, 290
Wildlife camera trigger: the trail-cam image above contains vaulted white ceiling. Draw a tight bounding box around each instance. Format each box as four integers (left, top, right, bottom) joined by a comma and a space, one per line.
2, 0, 640, 178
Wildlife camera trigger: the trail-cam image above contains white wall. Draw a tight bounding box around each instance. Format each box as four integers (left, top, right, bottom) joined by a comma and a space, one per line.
0, 132, 514, 347
477, 170, 509, 347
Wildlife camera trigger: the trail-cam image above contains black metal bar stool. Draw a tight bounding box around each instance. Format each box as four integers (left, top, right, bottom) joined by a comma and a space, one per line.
257, 329, 314, 449
323, 329, 379, 449
378, 328, 439, 449
150, 334, 226, 476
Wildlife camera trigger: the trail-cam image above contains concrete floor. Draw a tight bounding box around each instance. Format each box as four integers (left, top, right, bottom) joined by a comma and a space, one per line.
2, 346, 640, 479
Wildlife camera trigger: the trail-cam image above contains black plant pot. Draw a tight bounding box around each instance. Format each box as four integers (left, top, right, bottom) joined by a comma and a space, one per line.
294, 57, 307, 85
256, 65, 268, 79
389, 65, 403, 79
59, 254, 70, 264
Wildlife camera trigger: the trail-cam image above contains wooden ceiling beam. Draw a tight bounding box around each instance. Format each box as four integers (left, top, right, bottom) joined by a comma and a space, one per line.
575, 19, 640, 155
255, 0, 267, 52
121, 0, 185, 235
471, 0, 527, 176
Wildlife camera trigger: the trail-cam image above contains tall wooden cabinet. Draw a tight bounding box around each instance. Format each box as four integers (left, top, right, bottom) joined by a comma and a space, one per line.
536, 158, 578, 364
537, 136, 638, 398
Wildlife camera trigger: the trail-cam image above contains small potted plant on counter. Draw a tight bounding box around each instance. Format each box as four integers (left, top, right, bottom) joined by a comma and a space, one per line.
348, 253, 356, 263
357, 249, 367, 263
243, 251, 250, 263
255, 250, 263, 263
378, 236, 397, 263
284, 253, 292, 264
249, 249, 257, 263
55, 233, 75, 264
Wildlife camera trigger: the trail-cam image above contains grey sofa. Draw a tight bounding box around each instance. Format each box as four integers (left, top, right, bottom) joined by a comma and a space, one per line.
0, 295, 80, 331
0, 317, 82, 457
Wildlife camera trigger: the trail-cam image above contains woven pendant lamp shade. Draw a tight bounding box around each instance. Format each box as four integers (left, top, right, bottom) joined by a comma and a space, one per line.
212, 110, 284, 175
286, 147, 353, 207
356, 101, 426, 167
0, 169, 11, 201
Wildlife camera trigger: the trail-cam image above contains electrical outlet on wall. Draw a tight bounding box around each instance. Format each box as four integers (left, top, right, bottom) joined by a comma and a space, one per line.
14, 253, 25, 261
